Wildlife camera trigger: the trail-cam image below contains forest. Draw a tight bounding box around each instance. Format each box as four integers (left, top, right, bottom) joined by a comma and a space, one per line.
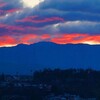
0, 68, 100, 100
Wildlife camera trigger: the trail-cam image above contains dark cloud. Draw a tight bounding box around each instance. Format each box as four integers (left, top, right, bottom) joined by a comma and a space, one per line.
40, 0, 100, 14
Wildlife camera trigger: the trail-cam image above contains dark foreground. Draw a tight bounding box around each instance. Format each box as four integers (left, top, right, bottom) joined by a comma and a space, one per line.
0, 68, 99, 100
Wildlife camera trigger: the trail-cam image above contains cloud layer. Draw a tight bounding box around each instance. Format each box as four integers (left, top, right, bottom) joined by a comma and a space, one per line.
0, 0, 100, 47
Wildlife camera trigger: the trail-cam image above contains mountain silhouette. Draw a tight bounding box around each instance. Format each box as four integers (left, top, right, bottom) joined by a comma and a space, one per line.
0, 42, 100, 74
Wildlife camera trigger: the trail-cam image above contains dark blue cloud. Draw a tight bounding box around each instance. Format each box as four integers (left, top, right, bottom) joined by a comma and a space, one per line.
40, 0, 100, 14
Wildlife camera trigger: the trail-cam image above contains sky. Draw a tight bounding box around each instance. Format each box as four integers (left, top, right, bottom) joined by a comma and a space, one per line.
0, 0, 100, 47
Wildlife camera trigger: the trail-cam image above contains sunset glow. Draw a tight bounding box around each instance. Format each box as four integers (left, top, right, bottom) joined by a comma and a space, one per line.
0, 34, 99, 47
0, 0, 100, 47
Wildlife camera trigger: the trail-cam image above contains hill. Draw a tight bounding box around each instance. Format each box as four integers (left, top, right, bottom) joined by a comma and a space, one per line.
0, 42, 100, 74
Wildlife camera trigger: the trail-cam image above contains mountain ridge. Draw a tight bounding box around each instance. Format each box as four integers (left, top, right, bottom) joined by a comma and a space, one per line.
1, 41, 100, 49
0, 42, 100, 74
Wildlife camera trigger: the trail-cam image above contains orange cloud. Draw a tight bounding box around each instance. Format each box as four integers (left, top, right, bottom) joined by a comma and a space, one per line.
0, 33, 100, 47
40, 34, 50, 39
20, 34, 38, 44
51, 34, 100, 45
0, 36, 17, 47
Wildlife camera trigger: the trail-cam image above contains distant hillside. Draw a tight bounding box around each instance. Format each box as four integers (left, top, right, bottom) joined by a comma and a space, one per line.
0, 42, 100, 74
